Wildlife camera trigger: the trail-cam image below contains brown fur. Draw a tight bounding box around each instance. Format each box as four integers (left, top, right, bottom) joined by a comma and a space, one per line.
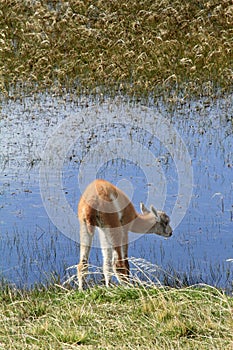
77, 179, 172, 289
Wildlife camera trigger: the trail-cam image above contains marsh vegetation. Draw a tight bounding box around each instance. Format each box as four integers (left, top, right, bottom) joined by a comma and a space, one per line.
0, 0, 233, 98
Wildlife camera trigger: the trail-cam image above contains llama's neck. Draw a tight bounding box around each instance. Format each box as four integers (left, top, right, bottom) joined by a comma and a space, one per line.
130, 213, 154, 233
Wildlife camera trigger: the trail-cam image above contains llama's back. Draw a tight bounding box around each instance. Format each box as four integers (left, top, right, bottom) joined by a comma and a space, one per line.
78, 179, 137, 231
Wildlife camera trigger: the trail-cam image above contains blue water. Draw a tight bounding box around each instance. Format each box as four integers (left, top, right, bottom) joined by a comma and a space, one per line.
0, 95, 232, 291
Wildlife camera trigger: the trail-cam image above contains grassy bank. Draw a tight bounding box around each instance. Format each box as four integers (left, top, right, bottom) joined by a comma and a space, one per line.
0, 283, 232, 349
0, 0, 233, 98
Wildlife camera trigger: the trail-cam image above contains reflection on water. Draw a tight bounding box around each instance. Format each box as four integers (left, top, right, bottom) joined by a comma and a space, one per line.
0, 95, 232, 291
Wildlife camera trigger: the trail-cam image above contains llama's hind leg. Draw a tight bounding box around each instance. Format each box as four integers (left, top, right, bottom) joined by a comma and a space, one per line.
98, 228, 113, 287
102, 247, 113, 287
78, 222, 93, 290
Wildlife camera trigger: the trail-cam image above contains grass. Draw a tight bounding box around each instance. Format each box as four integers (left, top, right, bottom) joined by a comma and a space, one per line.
0, 0, 233, 98
0, 280, 232, 349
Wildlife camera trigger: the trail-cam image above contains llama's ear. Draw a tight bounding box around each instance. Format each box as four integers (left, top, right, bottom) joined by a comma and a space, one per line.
140, 202, 150, 214
150, 205, 160, 221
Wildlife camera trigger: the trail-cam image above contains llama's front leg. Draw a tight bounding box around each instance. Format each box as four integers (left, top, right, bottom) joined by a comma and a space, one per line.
121, 245, 130, 278
77, 223, 93, 290
121, 229, 129, 278
113, 246, 129, 283
112, 230, 129, 284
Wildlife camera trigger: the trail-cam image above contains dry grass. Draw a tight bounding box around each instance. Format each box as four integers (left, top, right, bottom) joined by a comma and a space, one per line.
0, 0, 233, 98
0, 282, 232, 349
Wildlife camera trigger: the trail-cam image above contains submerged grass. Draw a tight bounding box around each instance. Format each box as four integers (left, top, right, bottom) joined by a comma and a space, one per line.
0, 0, 233, 98
0, 282, 232, 349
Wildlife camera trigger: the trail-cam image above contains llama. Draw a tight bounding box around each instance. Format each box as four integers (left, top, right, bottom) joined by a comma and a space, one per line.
77, 179, 172, 289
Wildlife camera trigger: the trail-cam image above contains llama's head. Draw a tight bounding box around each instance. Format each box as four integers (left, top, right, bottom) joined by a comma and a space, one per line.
140, 203, 172, 237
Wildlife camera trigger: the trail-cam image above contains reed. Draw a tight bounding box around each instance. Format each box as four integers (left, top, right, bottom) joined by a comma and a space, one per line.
1, 0, 232, 98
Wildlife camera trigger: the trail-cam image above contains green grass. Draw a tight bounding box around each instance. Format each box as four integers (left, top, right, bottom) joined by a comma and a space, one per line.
0, 283, 232, 349
0, 0, 233, 98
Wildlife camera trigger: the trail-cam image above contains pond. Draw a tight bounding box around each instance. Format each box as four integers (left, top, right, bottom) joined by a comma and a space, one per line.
0, 94, 232, 292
